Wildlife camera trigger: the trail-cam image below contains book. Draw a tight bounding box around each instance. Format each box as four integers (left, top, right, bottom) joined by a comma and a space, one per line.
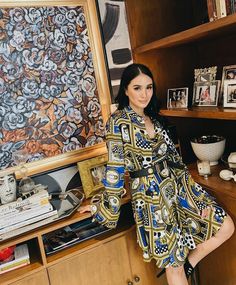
0, 189, 50, 216
0, 213, 58, 241
45, 226, 80, 250
0, 202, 54, 229
207, 0, 217, 21
215, 0, 227, 18
0, 244, 30, 274
43, 218, 111, 255
0, 208, 58, 234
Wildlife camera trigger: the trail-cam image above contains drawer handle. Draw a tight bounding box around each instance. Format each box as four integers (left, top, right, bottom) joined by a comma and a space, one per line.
127, 281, 133, 285
134, 276, 140, 282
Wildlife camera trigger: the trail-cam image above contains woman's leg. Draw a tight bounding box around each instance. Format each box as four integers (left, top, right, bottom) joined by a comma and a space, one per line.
188, 214, 235, 268
166, 266, 188, 285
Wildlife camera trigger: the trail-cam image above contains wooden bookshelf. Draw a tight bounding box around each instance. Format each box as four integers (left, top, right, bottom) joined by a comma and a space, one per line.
134, 13, 236, 53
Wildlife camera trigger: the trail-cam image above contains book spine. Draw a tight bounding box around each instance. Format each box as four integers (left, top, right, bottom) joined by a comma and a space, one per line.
0, 259, 30, 274
207, 0, 218, 21
207, 0, 215, 21
225, 0, 232, 14
216, 0, 227, 18
0, 214, 58, 241
0, 190, 50, 215
0, 203, 53, 229
0, 209, 58, 234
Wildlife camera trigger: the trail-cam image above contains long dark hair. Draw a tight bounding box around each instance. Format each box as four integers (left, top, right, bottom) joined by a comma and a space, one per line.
115, 63, 160, 120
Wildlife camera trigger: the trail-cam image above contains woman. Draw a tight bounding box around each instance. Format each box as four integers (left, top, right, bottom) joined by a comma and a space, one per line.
80, 63, 234, 285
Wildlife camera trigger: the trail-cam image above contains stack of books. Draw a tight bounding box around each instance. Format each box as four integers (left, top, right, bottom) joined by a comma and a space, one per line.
0, 244, 30, 274
207, 0, 236, 22
0, 188, 58, 241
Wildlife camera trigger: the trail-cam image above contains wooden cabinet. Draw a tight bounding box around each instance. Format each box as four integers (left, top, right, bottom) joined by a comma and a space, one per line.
125, 1, 236, 284
48, 228, 163, 285
9, 270, 49, 285
48, 233, 132, 285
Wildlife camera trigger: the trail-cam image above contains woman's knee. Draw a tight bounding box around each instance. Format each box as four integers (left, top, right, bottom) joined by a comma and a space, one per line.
218, 214, 235, 241
166, 265, 185, 277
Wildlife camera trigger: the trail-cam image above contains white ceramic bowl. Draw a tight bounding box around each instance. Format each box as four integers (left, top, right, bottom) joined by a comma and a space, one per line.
190, 135, 226, 165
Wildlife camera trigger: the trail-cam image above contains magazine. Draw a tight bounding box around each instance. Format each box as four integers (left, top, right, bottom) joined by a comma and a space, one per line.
43, 218, 111, 255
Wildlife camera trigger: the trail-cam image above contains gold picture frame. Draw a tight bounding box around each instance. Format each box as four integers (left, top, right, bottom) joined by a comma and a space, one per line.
0, 0, 111, 178
77, 153, 108, 198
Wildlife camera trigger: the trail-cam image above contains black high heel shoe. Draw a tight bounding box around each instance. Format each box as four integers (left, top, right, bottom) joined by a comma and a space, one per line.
184, 258, 194, 278
156, 258, 194, 279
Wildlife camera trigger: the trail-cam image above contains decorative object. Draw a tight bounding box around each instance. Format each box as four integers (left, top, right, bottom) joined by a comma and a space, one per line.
192, 80, 220, 106
77, 154, 108, 198
167, 87, 188, 109
0, 0, 110, 177
12, 150, 35, 194
0, 174, 17, 204
194, 66, 217, 82
228, 152, 236, 168
223, 80, 236, 107
190, 135, 226, 165
197, 160, 211, 179
219, 169, 236, 182
221, 64, 236, 97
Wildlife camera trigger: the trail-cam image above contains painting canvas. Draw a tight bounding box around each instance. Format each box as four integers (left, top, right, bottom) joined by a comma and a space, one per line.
96, 0, 133, 101
0, 4, 107, 171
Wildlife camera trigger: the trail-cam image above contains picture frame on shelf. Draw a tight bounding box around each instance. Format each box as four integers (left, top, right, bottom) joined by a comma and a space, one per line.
167, 87, 188, 109
221, 64, 236, 97
223, 80, 236, 108
192, 80, 220, 106
77, 154, 108, 198
194, 66, 217, 82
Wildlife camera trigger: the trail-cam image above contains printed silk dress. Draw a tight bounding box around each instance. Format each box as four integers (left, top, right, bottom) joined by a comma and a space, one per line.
91, 106, 227, 268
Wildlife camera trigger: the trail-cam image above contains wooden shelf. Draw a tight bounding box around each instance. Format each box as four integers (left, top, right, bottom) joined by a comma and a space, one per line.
159, 107, 236, 120
188, 163, 236, 200
134, 13, 236, 53
0, 193, 131, 249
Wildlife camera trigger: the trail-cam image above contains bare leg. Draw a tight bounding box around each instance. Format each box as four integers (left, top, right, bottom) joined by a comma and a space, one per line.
166, 266, 188, 285
188, 214, 235, 267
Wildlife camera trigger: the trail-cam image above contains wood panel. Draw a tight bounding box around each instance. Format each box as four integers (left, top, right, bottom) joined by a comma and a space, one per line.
125, 0, 193, 49
48, 235, 132, 285
126, 229, 168, 285
9, 270, 49, 285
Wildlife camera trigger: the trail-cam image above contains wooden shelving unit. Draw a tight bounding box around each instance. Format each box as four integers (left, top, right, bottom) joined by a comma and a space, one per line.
134, 13, 236, 53
0, 194, 132, 285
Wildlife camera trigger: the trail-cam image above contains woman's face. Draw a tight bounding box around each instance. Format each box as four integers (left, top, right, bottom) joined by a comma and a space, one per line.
125, 73, 153, 114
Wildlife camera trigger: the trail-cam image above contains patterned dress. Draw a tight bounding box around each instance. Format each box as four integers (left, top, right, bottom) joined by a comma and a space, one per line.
91, 106, 227, 268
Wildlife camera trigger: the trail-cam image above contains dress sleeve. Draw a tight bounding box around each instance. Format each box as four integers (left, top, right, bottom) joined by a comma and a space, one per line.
91, 115, 125, 228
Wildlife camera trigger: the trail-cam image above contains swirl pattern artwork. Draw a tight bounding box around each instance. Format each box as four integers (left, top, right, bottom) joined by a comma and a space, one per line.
0, 6, 105, 169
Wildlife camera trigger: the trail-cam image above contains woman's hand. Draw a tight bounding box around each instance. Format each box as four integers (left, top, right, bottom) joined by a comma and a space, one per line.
78, 205, 91, 213
200, 206, 212, 218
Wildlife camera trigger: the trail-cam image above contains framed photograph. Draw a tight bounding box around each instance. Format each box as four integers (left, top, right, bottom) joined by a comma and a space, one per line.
221, 65, 236, 98
0, 0, 111, 178
192, 80, 220, 106
223, 80, 236, 108
167, 88, 188, 109
194, 66, 217, 82
77, 154, 108, 198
